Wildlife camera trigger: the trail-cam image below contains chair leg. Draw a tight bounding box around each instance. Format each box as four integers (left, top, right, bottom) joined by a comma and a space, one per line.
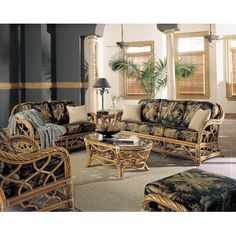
195, 148, 201, 166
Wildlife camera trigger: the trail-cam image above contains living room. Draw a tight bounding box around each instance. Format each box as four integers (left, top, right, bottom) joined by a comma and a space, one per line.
1, 0, 236, 235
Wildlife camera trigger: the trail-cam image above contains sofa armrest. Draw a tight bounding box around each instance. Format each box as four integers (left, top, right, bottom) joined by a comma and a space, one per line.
8, 135, 40, 153
15, 118, 35, 138
0, 146, 71, 204
197, 118, 224, 144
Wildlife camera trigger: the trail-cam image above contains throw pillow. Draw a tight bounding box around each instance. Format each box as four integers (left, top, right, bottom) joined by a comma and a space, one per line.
122, 104, 141, 121
188, 109, 211, 131
66, 105, 88, 124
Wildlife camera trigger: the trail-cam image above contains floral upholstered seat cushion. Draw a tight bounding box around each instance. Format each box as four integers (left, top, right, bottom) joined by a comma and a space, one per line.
49, 100, 75, 125
139, 99, 161, 123
118, 121, 165, 137
144, 169, 236, 211
164, 126, 198, 143
180, 101, 219, 127
63, 121, 96, 135
157, 100, 187, 127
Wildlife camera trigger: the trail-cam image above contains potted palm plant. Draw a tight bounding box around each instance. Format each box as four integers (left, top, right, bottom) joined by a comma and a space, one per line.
109, 54, 196, 99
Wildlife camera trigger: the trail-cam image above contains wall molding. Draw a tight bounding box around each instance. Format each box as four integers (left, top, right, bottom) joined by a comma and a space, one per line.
225, 113, 236, 119
0, 82, 88, 90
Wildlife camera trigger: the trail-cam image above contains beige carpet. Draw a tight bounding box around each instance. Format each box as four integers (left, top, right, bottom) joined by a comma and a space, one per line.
70, 119, 236, 212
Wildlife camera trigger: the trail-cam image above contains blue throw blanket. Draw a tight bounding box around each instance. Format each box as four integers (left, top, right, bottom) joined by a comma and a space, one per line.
8, 109, 66, 148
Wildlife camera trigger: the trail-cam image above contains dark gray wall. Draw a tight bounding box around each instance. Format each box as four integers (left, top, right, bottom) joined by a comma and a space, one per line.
0, 24, 103, 127
0, 25, 20, 127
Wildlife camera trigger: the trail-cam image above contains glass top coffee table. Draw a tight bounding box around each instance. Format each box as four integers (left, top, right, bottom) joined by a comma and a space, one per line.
84, 133, 153, 179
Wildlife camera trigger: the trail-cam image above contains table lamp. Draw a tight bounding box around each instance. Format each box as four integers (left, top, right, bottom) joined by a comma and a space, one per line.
93, 78, 111, 111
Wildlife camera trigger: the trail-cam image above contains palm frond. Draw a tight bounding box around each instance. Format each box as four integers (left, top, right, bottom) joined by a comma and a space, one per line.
175, 57, 196, 78
109, 53, 139, 77
155, 58, 167, 91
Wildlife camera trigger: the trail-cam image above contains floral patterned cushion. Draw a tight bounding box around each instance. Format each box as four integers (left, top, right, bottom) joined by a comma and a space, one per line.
63, 121, 95, 135
144, 169, 236, 211
49, 100, 75, 125
139, 99, 161, 123
164, 127, 198, 143
118, 121, 165, 137
181, 101, 219, 127
157, 100, 187, 126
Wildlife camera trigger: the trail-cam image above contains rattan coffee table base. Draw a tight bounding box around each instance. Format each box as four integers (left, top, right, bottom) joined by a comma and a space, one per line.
84, 134, 153, 179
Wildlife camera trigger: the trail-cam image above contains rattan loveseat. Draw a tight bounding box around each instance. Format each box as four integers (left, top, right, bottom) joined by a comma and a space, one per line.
10, 100, 95, 151
118, 99, 225, 165
0, 128, 74, 211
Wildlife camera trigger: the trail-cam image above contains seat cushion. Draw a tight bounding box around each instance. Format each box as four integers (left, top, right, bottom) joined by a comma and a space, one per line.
63, 121, 95, 135
144, 169, 236, 211
181, 101, 219, 127
139, 99, 161, 123
49, 100, 75, 125
118, 121, 164, 137
157, 99, 187, 126
164, 126, 198, 143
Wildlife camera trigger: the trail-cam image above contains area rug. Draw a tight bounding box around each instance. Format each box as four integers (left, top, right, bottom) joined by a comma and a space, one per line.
70, 150, 236, 212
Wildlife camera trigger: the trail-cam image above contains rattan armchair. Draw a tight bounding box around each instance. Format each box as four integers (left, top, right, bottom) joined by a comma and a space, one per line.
0, 128, 74, 211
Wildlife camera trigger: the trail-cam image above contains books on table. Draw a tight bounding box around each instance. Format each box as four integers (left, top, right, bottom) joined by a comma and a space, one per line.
105, 135, 139, 146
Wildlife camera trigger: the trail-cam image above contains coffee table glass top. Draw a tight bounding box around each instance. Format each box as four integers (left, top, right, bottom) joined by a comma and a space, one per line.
86, 132, 152, 148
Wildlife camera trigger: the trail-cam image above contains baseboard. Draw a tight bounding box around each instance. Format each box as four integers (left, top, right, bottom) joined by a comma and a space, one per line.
225, 113, 236, 119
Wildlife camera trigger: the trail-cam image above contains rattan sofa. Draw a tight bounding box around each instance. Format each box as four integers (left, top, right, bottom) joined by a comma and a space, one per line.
10, 100, 96, 151
118, 99, 225, 165
0, 128, 73, 211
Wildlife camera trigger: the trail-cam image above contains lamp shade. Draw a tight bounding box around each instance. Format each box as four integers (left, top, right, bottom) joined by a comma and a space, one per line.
93, 78, 111, 88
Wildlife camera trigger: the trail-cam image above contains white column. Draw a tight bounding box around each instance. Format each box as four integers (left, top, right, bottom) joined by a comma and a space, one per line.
165, 29, 176, 99
87, 35, 99, 113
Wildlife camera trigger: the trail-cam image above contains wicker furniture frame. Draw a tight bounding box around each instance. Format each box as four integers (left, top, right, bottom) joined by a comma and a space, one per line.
0, 131, 74, 211
11, 102, 95, 151
121, 104, 224, 166
89, 109, 123, 125
84, 133, 153, 179
141, 193, 188, 212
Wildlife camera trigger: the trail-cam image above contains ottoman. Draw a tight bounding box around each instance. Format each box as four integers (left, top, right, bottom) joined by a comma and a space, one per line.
141, 169, 236, 212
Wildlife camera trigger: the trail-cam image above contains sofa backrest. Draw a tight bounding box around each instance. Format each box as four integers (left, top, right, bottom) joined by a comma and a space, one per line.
138, 99, 161, 123
157, 99, 188, 127
49, 100, 75, 125
11, 101, 53, 123
180, 100, 219, 127
11, 100, 75, 125
138, 99, 220, 128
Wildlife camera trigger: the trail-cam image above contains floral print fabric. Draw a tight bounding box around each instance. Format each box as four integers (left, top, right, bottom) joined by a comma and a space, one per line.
139, 99, 161, 123
49, 100, 75, 125
157, 99, 187, 126
145, 168, 236, 211
118, 121, 165, 137
63, 121, 96, 135
164, 127, 198, 143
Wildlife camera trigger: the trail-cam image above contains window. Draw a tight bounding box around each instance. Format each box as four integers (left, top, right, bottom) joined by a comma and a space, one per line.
174, 32, 210, 99
123, 41, 154, 99
225, 37, 236, 100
